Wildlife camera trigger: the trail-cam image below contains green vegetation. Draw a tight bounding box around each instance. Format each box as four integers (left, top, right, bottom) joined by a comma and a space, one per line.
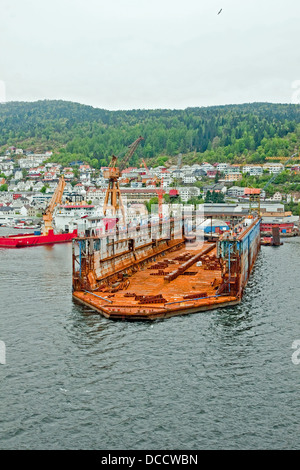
40, 185, 49, 193
284, 201, 300, 216
1, 101, 300, 168
144, 197, 159, 213
205, 191, 225, 203
231, 171, 300, 196
187, 196, 204, 205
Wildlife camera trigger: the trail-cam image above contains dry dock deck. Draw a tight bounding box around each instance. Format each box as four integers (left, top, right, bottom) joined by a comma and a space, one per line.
73, 241, 239, 320
72, 216, 261, 321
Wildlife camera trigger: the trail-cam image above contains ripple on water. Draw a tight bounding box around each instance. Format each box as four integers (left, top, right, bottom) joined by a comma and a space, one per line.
0, 238, 300, 449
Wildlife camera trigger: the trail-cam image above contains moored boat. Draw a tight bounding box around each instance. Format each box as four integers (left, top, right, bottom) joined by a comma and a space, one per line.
0, 228, 77, 248
0, 175, 78, 248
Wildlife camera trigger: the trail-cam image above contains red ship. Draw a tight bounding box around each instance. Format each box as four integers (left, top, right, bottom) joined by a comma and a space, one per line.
0, 228, 77, 248
0, 175, 77, 248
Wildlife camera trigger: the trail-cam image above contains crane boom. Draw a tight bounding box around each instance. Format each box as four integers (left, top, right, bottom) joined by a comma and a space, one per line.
142, 158, 149, 173
120, 136, 144, 170
42, 175, 66, 235
157, 177, 164, 219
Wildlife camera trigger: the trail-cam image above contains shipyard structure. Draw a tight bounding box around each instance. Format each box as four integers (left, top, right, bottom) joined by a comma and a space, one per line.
72, 215, 261, 321
71, 136, 261, 321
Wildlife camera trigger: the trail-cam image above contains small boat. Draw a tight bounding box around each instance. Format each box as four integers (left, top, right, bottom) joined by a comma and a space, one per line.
0, 176, 78, 247
261, 236, 283, 246
13, 223, 40, 230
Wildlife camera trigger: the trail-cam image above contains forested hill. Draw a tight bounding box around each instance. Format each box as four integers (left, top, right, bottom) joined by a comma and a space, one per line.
1, 100, 300, 168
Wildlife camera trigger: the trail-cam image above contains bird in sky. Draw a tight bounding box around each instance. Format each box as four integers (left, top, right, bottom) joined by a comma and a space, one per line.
217, 8, 222, 15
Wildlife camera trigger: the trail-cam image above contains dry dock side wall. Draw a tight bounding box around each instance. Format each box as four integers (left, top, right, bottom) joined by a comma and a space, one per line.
240, 219, 261, 288
217, 218, 261, 298
73, 224, 185, 290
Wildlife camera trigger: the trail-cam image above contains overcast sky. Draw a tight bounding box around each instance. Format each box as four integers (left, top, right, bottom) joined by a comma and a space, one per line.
1, 0, 300, 110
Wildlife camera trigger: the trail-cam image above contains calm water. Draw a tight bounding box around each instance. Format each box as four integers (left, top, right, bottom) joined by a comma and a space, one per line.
0, 228, 300, 450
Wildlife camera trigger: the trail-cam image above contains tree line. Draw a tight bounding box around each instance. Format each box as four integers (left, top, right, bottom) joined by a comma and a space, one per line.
1, 100, 300, 168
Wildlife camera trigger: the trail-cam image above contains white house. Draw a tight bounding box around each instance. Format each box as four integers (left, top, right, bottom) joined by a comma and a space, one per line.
162, 176, 173, 188
227, 186, 245, 198
216, 163, 229, 172
242, 165, 263, 176
263, 163, 284, 174
19, 205, 30, 217
201, 162, 214, 173
14, 170, 23, 180
31, 181, 44, 192
178, 186, 201, 202
183, 174, 197, 184
271, 191, 283, 202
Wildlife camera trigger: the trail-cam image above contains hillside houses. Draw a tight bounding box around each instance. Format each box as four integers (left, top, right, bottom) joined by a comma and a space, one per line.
18, 153, 51, 169
44, 171, 58, 181
0, 160, 14, 177
0, 141, 299, 225
263, 162, 284, 174
203, 183, 227, 197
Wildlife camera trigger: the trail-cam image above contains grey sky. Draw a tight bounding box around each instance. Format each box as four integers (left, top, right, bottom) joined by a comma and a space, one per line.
1, 0, 300, 110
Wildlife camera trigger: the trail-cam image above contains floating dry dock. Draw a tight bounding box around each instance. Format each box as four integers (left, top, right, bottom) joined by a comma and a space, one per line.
72, 217, 261, 320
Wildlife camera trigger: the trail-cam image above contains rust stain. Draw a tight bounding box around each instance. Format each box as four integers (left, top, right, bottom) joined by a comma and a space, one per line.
72, 217, 261, 321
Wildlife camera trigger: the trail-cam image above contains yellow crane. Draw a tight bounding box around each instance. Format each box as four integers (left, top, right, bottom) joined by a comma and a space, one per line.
141, 159, 160, 185
157, 177, 164, 219
103, 136, 144, 224
42, 175, 66, 235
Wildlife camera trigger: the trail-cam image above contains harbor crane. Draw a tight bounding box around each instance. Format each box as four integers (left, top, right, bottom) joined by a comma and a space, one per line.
103, 136, 144, 224
142, 158, 149, 173
42, 175, 66, 235
141, 158, 160, 185
157, 177, 165, 219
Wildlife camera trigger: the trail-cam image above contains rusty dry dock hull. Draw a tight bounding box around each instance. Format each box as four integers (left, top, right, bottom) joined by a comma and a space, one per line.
72, 217, 261, 321
72, 241, 241, 320
73, 291, 240, 321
